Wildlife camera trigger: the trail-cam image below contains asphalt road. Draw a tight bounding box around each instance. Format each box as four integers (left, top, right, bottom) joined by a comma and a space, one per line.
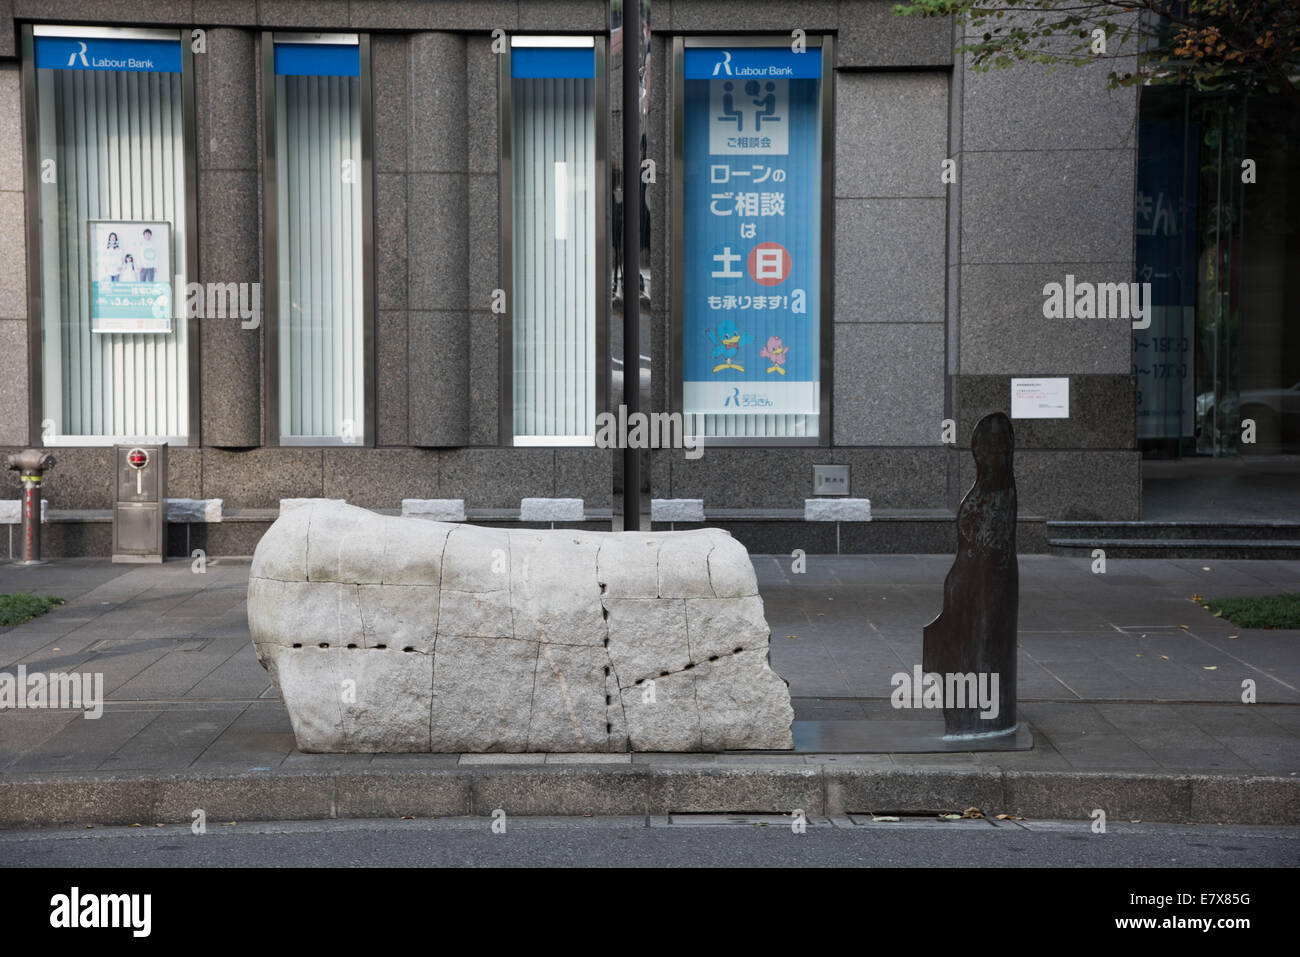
2, 816, 1297, 868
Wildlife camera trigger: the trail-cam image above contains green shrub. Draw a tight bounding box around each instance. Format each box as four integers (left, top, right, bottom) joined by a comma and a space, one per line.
1199, 593, 1300, 630
0, 593, 66, 627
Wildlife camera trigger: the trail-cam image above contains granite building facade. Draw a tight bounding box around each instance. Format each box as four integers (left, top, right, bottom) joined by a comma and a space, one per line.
0, 0, 1144, 557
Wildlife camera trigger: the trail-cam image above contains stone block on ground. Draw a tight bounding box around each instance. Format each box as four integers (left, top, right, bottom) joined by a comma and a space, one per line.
0, 499, 48, 523
520, 497, 585, 522
651, 498, 705, 522
166, 498, 223, 522
401, 498, 466, 522
248, 501, 793, 752
804, 497, 873, 521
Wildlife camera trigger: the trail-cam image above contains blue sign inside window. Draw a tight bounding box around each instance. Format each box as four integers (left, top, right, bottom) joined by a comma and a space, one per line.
35, 36, 182, 73
274, 43, 360, 77
682, 47, 822, 418
511, 47, 595, 79
684, 47, 822, 81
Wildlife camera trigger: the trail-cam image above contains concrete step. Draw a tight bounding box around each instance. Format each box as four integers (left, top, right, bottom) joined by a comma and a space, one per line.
1048, 537, 1300, 559
1048, 520, 1300, 542
1048, 520, 1300, 558
1, 764, 1294, 826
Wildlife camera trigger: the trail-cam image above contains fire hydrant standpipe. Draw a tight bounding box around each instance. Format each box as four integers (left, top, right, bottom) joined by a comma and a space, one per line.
7, 449, 55, 565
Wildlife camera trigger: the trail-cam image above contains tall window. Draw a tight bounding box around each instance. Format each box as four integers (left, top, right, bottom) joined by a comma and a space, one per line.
505, 36, 604, 445
266, 33, 371, 445
29, 25, 193, 445
674, 38, 830, 443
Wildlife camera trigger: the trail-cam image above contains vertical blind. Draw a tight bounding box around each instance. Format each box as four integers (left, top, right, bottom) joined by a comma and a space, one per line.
275, 72, 365, 441
511, 74, 597, 440
37, 67, 190, 440
696, 412, 818, 439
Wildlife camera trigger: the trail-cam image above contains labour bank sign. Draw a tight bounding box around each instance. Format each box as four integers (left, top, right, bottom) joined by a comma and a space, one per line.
682, 47, 821, 417
35, 36, 182, 73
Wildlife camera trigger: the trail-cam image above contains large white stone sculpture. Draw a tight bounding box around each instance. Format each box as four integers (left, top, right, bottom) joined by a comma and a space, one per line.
248, 501, 793, 752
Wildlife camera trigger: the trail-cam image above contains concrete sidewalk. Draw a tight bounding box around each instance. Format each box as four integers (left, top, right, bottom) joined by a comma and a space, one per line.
0, 554, 1296, 826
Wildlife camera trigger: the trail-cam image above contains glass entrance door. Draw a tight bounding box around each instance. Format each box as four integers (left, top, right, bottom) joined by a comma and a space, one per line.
1135, 86, 1299, 457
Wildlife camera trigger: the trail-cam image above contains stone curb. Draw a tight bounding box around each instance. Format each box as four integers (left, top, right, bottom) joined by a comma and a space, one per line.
0, 767, 1295, 827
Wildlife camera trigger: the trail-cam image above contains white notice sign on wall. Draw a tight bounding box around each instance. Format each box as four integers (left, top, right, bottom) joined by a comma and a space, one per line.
1011, 377, 1069, 419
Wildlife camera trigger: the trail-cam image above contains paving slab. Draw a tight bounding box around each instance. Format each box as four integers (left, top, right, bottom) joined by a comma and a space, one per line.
0, 555, 1296, 824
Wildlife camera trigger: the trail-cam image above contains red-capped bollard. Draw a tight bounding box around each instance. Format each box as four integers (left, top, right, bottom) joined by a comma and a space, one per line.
7, 450, 56, 565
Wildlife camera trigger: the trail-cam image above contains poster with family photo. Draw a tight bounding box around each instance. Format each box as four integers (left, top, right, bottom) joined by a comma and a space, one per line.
88, 220, 172, 333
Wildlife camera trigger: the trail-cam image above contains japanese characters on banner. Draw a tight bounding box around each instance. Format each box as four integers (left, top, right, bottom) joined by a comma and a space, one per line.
682, 47, 821, 418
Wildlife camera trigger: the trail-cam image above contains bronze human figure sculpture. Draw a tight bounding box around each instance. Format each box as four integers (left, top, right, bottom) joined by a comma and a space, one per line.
922, 412, 1018, 736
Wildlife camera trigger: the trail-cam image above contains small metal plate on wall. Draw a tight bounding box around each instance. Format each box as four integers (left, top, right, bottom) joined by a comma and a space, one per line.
813, 464, 849, 496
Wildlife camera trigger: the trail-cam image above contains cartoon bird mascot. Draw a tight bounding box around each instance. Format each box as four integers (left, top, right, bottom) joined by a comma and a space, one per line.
760, 335, 788, 375
707, 319, 753, 373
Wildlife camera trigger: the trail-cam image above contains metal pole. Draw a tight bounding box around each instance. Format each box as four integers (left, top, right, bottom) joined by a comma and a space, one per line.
622, 0, 642, 530
22, 479, 40, 563
7, 450, 55, 565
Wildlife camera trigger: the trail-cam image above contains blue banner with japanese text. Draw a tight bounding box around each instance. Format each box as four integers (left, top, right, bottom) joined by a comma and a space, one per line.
682, 47, 821, 417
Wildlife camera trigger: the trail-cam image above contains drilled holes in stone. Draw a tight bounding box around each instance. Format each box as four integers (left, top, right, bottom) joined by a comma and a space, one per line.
733, 646, 743, 654
301, 643, 412, 651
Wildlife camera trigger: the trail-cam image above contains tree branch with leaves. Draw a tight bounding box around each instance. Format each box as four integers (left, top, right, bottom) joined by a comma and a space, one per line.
893, 1, 1300, 101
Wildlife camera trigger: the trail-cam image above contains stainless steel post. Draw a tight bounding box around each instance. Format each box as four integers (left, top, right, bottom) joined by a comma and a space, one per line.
7, 450, 55, 565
